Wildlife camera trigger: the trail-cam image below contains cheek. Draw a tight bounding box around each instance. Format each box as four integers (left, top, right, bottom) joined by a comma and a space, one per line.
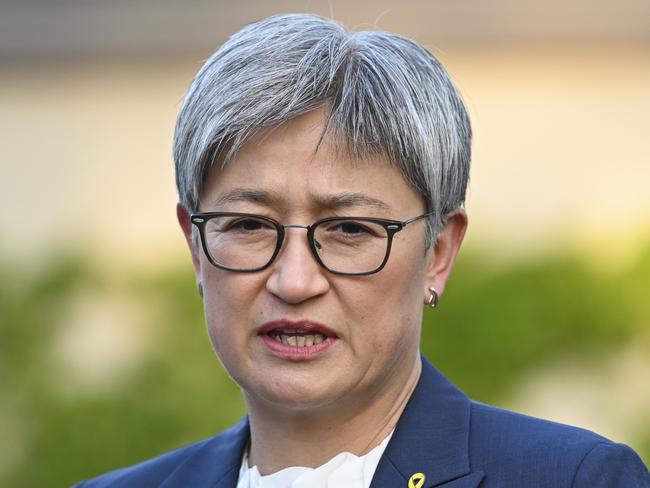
381, 246, 428, 309
200, 268, 253, 359
342, 253, 426, 351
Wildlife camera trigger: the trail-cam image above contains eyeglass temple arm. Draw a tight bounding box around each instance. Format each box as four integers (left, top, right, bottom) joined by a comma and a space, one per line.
402, 211, 434, 226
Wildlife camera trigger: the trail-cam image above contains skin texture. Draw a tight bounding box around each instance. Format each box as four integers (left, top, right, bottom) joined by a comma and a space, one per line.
177, 107, 467, 474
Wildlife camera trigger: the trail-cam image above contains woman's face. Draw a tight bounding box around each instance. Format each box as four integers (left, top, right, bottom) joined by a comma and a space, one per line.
184, 109, 445, 413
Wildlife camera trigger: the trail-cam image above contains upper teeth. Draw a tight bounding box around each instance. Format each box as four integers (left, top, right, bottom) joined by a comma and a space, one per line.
269, 332, 325, 346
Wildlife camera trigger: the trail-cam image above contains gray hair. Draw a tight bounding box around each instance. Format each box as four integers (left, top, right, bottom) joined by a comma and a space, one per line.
173, 13, 471, 245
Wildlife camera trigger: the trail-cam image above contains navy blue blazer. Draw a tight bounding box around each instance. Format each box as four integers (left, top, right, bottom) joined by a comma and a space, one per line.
76, 358, 650, 487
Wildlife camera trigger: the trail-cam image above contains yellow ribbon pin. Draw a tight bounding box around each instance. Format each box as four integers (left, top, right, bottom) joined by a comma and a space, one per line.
408, 472, 426, 488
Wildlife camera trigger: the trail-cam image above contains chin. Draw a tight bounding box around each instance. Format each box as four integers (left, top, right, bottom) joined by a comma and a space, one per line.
244, 375, 346, 413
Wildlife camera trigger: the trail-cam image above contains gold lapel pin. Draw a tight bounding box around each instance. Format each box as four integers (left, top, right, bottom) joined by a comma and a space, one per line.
408, 472, 426, 488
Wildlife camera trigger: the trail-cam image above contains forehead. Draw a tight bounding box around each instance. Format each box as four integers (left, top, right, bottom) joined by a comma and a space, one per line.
201, 109, 423, 215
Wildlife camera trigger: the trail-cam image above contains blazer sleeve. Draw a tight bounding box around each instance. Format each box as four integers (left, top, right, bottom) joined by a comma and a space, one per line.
571, 441, 650, 487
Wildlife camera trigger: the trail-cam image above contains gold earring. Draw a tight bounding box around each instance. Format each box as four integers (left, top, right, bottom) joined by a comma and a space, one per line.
427, 287, 438, 308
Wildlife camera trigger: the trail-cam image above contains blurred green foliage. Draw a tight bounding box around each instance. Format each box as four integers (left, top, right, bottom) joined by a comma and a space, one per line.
0, 244, 648, 486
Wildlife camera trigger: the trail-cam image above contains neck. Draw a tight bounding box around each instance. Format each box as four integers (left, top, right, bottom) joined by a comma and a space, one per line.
245, 355, 421, 475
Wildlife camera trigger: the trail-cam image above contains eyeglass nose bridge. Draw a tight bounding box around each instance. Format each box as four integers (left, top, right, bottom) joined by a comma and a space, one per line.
272, 222, 328, 275
282, 224, 311, 230
275, 223, 321, 258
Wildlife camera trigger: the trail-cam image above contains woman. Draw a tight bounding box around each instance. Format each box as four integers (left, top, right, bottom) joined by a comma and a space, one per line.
77, 13, 649, 488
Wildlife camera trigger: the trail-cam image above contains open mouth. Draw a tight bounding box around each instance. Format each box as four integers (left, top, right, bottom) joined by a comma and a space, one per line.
259, 320, 337, 354
267, 329, 326, 347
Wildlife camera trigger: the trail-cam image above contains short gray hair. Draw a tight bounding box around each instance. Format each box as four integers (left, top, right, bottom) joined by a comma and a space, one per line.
173, 13, 471, 245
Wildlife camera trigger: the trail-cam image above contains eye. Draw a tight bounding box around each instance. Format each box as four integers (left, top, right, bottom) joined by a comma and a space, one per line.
338, 222, 368, 235
213, 216, 275, 234
314, 219, 387, 251
233, 219, 265, 231
323, 220, 377, 237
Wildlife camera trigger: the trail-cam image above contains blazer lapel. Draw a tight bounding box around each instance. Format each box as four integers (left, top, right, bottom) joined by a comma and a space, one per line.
160, 418, 249, 488
370, 357, 484, 488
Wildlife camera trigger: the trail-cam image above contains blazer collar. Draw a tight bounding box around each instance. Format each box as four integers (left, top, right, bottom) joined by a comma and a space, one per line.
160, 417, 249, 488
370, 357, 484, 488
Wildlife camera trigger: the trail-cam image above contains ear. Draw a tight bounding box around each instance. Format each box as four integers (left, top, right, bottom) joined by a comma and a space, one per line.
176, 203, 202, 281
424, 211, 468, 302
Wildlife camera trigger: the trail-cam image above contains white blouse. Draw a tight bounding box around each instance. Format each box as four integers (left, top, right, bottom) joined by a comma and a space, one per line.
236, 431, 394, 488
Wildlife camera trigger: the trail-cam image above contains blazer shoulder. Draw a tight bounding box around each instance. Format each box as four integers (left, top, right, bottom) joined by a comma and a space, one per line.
468, 401, 650, 486
74, 438, 212, 488
74, 420, 248, 488
572, 441, 650, 487
469, 400, 609, 450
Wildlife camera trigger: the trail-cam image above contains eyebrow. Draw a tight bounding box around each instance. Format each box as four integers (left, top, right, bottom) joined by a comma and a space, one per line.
317, 192, 391, 212
211, 188, 391, 212
212, 188, 281, 208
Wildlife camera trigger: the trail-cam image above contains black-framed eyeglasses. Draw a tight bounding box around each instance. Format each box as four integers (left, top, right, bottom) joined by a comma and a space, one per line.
190, 211, 432, 276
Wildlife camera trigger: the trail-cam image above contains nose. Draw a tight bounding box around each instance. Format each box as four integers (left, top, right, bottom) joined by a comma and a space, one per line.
265, 227, 330, 304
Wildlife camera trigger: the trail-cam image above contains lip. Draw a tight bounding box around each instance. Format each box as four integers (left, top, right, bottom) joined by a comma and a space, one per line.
258, 320, 338, 337
258, 320, 338, 361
